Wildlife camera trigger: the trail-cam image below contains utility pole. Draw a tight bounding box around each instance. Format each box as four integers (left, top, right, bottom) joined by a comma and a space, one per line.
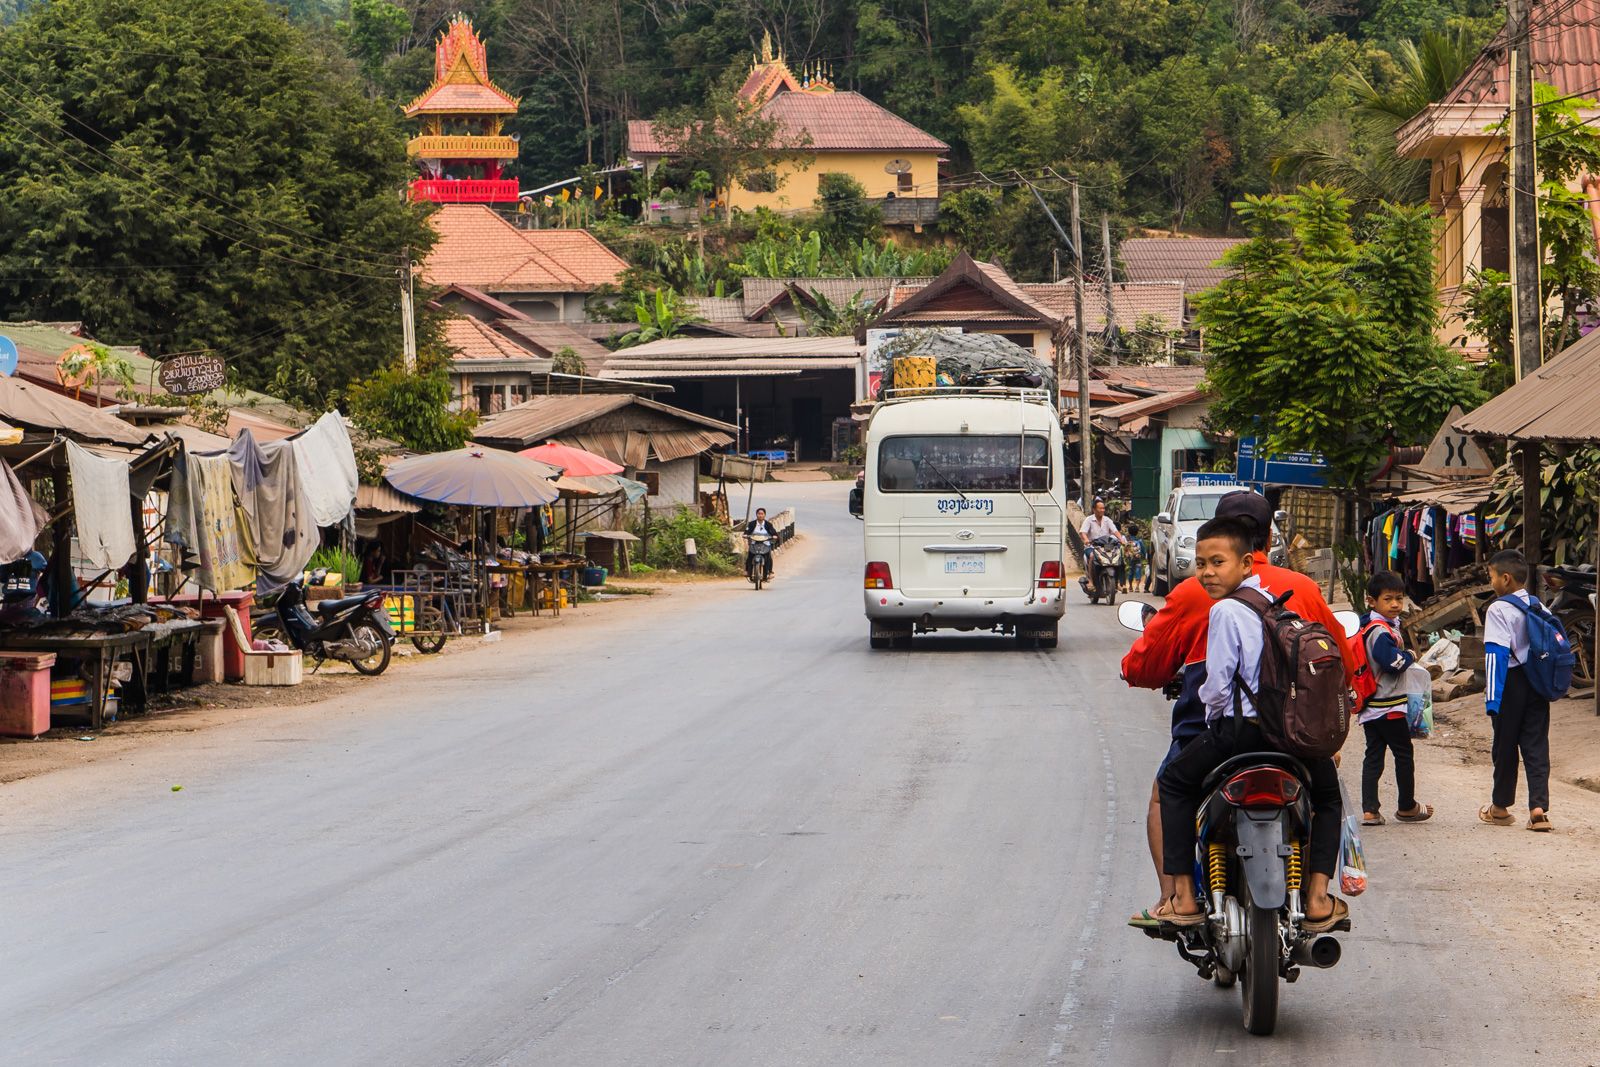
1071, 182, 1092, 510
1021, 173, 1092, 509
1509, 0, 1542, 381
400, 247, 417, 373
1100, 213, 1118, 366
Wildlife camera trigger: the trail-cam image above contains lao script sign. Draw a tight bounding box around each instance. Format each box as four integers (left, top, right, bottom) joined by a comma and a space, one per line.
158, 354, 226, 396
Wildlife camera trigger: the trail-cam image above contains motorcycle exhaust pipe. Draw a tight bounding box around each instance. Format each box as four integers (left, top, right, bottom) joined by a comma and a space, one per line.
1289, 936, 1341, 969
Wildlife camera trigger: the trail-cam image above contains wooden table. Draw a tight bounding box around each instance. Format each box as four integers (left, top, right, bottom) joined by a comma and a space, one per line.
0, 630, 152, 728
142, 619, 203, 696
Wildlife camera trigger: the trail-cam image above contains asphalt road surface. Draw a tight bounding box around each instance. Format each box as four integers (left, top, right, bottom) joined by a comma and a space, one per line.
0, 481, 1580, 1065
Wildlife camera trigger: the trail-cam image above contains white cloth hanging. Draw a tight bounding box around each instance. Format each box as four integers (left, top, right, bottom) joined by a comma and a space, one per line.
290, 411, 359, 528
0, 458, 45, 564
65, 440, 135, 571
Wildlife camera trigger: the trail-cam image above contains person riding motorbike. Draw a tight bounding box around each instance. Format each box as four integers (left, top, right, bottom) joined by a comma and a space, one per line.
1120, 490, 1353, 928
1080, 499, 1125, 594
746, 508, 778, 581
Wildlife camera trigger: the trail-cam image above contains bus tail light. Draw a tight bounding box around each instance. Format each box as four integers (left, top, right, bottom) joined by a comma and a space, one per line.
864, 562, 893, 590
1037, 561, 1065, 589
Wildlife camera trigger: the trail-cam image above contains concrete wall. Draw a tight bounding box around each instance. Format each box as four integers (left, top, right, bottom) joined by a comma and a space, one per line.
1159, 427, 1213, 494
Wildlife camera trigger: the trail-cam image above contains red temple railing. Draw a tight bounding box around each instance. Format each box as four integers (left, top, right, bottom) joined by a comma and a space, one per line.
410, 179, 520, 204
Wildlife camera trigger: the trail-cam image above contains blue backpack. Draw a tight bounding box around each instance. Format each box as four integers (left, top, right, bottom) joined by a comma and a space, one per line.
1497, 595, 1576, 701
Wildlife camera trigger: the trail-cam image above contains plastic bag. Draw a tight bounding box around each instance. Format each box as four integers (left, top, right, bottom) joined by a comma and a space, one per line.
1407, 694, 1435, 739
1339, 815, 1369, 896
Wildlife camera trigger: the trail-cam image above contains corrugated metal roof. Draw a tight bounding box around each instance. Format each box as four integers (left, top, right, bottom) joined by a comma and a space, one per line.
357, 483, 422, 513
1454, 329, 1600, 441
1092, 388, 1208, 429
471, 393, 736, 448
608, 336, 865, 359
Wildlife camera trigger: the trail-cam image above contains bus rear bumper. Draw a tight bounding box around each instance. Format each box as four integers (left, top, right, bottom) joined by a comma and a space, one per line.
863, 590, 1066, 634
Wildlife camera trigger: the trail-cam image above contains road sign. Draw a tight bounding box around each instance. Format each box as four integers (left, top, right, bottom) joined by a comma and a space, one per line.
158, 354, 226, 396
0, 336, 15, 377
1236, 436, 1328, 488
1180, 471, 1238, 487
1417, 404, 1493, 477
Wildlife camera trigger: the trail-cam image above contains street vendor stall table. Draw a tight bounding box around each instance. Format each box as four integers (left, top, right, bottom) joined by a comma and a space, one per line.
525, 562, 578, 616
0, 629, 151, 728
141, 618, 203, 696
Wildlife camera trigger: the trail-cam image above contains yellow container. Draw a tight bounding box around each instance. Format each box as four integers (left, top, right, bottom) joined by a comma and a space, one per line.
384, 594, 416, 631
894, 356, 938, 392
538, 587, 569, 609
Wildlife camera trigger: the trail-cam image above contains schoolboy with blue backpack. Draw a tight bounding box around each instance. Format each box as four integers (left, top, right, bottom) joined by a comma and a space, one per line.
1480, 550, 1575, 832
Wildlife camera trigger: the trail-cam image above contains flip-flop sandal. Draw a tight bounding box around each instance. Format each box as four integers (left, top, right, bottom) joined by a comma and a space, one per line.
1301, 897, 1350, 934
1152, 900, 1207, 928
1362, 813, 1386, 826
1128, 909, 1159, 929
1396, 805, 1434, 822
1479, 805, 1514, 826
1528, 814, 1553, 832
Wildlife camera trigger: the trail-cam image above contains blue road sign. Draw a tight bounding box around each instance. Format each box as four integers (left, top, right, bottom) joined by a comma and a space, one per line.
1236, 436, 1328, 488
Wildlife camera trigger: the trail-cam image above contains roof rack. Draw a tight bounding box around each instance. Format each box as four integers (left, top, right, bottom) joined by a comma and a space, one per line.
877, 386, 1054, 405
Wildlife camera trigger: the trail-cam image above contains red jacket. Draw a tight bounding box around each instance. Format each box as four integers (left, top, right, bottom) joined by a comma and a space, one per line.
1122, 560, 1355, 712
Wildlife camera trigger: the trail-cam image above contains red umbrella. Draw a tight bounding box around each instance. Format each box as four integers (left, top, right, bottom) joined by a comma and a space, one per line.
520, 441, 623, 477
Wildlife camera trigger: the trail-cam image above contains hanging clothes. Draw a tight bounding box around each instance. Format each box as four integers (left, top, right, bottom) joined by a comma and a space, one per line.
226, 430, 316, 593
64, 440, 136, 572
0, 457, 45, 564
163, 445, 200, 574
189, 451, 255, 592
289, 411, 359, 530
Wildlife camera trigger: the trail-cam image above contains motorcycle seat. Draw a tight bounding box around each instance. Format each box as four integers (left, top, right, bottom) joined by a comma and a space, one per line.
1202, 750, 1310, 795
316, 592, 376, 617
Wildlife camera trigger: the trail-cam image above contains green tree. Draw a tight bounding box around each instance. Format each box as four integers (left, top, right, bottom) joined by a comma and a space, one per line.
550, 345, 588, 376
0, 0, 433, 403
649, 66, 812, 222
1196, 186, 1484, 489
346, 355, 476, 453
618, 288, 699, 347
815, 173, 882, 246
336, 0, 410, 86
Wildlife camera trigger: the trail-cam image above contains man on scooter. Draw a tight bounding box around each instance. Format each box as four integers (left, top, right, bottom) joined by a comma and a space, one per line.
746, 508, 778, 581
1121, 491, 1352, 928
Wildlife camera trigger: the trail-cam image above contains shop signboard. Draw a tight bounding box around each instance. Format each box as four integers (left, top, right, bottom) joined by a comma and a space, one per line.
158, 354, 226, 396
1180, 471, 1238, 487
1236, 436, 1328, 488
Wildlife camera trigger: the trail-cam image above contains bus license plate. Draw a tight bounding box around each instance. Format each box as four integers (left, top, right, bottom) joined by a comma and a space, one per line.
944, 553, 985, 574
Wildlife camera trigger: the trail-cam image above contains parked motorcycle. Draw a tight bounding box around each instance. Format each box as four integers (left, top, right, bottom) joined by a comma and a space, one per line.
746, 532, 774, 591
1115, 600, 1359, 1036
253, 579, 395, 675
1080, 535, 1124, 605
1542, 564, 1596, 687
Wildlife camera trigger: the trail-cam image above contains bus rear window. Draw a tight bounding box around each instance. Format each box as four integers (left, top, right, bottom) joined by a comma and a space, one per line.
877, 435, 1051, 493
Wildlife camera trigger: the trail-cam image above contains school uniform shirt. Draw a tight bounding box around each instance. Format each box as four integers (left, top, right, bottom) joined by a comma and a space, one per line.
1357, 612, 1414, 724
1483, 589, 1534, 712
1198, 575, 1266, 722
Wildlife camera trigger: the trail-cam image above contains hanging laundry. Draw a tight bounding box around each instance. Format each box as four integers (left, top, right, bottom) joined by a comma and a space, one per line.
0, 457, 45, 564
64, 440, 136, 571
289, 411, 359, 529
226, 430, 316, 593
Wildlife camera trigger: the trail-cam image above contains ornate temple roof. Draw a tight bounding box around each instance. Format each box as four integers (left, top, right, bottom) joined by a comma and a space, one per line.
404, 15, 520, 117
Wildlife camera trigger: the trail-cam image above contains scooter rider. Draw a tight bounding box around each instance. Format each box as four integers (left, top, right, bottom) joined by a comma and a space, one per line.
1120, 490, 1353, 928
746, 508, 778, 580
1080, 499, 1124, 592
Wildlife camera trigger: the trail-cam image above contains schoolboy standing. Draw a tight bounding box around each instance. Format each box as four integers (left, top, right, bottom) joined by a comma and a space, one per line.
1356, 570, 1433, 826
1480, 549, 1554, 832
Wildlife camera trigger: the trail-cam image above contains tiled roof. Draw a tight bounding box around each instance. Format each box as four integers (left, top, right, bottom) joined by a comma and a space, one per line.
688, 296, 749, 323
446, 316, 538, 361
629, 90, 948, 156
740, 276, 933, 319
1438, 0, 1600, 107
1095, 366, 1209, 393
1118, 238, 1244, 296
405, 82, 518, 115
1020, 282, 1185, 333
472, 393, 736, 448
423, 205, 628, 292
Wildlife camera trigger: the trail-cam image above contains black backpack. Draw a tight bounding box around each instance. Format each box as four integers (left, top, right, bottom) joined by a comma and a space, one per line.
1230, 587, 1351, 760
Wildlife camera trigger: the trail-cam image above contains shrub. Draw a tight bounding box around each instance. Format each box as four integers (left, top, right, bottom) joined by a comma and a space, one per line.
646, 507, 739, 574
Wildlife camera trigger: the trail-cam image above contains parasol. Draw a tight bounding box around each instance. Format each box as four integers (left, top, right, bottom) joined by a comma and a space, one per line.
385, 447, 560, 507
520, 441, 623, 478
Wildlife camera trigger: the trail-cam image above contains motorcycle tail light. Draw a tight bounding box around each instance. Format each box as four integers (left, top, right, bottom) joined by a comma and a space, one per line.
864, 561, 893, 590
1220, 767, 1302, 808
1037, 560, 1065, 589
1544, 574, 1566, 591
364, 593, 384, 609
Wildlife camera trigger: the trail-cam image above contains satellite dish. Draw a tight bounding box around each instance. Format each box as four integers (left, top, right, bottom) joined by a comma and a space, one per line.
884, 159, 912, 175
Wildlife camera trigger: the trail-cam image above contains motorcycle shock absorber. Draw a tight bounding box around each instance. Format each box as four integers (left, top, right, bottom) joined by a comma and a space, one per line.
1206, 842, 1227, 899
1286, 839, 1304, 919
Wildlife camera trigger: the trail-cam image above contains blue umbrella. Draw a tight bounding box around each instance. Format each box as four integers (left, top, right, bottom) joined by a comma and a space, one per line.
384, 447, 560, 507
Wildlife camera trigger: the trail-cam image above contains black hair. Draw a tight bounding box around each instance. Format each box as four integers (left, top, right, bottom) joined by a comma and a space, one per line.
1195, 515, 1255, 558
1490, 549, 1529, 585
1366, 569, 1406, 599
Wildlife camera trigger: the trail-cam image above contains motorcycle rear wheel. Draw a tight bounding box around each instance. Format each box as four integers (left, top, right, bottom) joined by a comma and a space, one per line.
1561, 609, 1595, 688
348, 624, 391, 676
252, 622, 285, 646
1240, 894, 1280, 1036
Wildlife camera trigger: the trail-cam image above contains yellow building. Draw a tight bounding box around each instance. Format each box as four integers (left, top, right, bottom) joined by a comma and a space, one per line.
627, 38, 948, 227
1396, 0, 1600, 354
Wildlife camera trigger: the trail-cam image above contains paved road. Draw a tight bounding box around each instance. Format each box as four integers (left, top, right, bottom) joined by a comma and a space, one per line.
0, 481, 1574, 1064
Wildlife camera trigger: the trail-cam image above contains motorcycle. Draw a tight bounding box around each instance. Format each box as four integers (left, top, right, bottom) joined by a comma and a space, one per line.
1080, 536, 1124, 605
746, 532, 774, 591
1115, 599, 1360, 1036
1541, 564, 1596, 687
253, 578, 395, 675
